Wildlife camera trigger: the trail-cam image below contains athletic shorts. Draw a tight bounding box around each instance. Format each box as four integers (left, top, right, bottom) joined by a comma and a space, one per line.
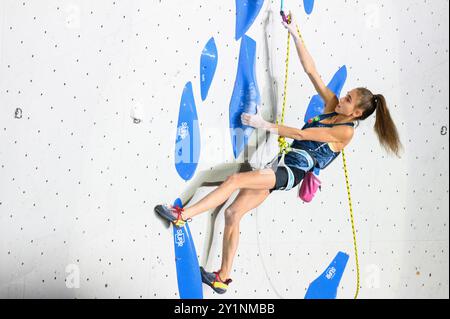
269, 165, 306, 193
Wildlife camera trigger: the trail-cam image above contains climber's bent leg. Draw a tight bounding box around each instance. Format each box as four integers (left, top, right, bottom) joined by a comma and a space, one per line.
182, 169, 275, 219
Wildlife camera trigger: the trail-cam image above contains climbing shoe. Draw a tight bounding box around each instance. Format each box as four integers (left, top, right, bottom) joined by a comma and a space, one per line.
200, 266, 232, 294
154, 204, 192, 228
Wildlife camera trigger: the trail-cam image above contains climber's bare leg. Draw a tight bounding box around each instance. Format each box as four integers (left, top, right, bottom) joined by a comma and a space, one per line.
218, 188, 270, 281
182, 169, 275, 219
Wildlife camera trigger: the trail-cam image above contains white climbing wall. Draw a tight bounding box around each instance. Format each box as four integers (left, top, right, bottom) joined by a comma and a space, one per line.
0, 0, 448, 299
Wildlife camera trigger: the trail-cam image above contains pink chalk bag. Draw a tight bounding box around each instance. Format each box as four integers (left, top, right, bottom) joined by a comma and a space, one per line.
298, 170, 321, 203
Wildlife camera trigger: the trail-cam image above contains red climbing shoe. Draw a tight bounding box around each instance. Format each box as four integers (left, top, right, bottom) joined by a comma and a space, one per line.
154, 204, 192, 228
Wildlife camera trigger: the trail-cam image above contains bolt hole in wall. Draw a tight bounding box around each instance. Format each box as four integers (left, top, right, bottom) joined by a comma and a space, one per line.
0, 0, 448, 300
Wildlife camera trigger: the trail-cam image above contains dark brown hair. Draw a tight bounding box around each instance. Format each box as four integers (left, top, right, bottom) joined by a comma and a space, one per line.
355, 88, 402, 157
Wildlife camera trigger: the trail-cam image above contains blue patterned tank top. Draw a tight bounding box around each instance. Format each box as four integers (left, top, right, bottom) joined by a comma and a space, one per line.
285, 112, 355, 170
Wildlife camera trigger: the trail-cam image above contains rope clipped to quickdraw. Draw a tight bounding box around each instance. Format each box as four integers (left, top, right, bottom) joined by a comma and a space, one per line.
277, 7, 306, 156
277, 8, 293, 156
279, 4, 360, 299
341, 150, 360, 299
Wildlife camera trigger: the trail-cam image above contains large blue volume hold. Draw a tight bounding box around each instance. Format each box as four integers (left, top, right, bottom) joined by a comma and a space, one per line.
235, 0, 265, 40
304, 65, 347, 123
175, 82, 200, 181
172, 198, 203, 299
200, 37, 218, 101
304, 251, 349, 299
229, 35, 261, 159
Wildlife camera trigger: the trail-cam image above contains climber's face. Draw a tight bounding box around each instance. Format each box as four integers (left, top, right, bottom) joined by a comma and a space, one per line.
335, 89, 363, 119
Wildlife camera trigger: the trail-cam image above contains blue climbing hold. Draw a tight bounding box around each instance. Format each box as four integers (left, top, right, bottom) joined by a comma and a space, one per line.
304, 65, 348, 123
305, 251, 349, 299
172, 198, 203, 299
304, 0, 315, 15
229, 35, 261, 159
200, 37, 218, 101
175, 82, 200, 181
235, 0, 265, 40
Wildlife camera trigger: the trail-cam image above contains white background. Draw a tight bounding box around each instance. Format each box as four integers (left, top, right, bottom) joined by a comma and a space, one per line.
0, 0, 448, 299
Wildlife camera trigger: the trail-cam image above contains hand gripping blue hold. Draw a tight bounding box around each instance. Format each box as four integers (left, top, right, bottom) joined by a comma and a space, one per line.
172, 198, 203, 299
229, 35, 261, 159
304, 65, 348, 123
175, 82, 201, 181
200, 37, 218, 101
235, 0, 265, 40
303, 0, 315, 15
304, 251, 349, 299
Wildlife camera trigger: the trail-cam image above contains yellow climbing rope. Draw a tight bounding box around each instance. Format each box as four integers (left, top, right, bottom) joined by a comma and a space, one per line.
277, 21, 308, 155
278, 14, 360, 299
342, 150, 360, 299
276, 19, 293, 155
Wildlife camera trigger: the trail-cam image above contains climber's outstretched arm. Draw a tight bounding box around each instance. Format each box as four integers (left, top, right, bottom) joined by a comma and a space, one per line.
283, 12, 336, 106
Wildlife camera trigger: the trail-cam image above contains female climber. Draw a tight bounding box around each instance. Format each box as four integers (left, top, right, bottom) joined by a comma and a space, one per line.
155, 12, 402, 294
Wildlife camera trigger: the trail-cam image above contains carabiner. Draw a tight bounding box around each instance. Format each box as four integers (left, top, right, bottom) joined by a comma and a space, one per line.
280, 10, 290, 24
280, 0, 291, 23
